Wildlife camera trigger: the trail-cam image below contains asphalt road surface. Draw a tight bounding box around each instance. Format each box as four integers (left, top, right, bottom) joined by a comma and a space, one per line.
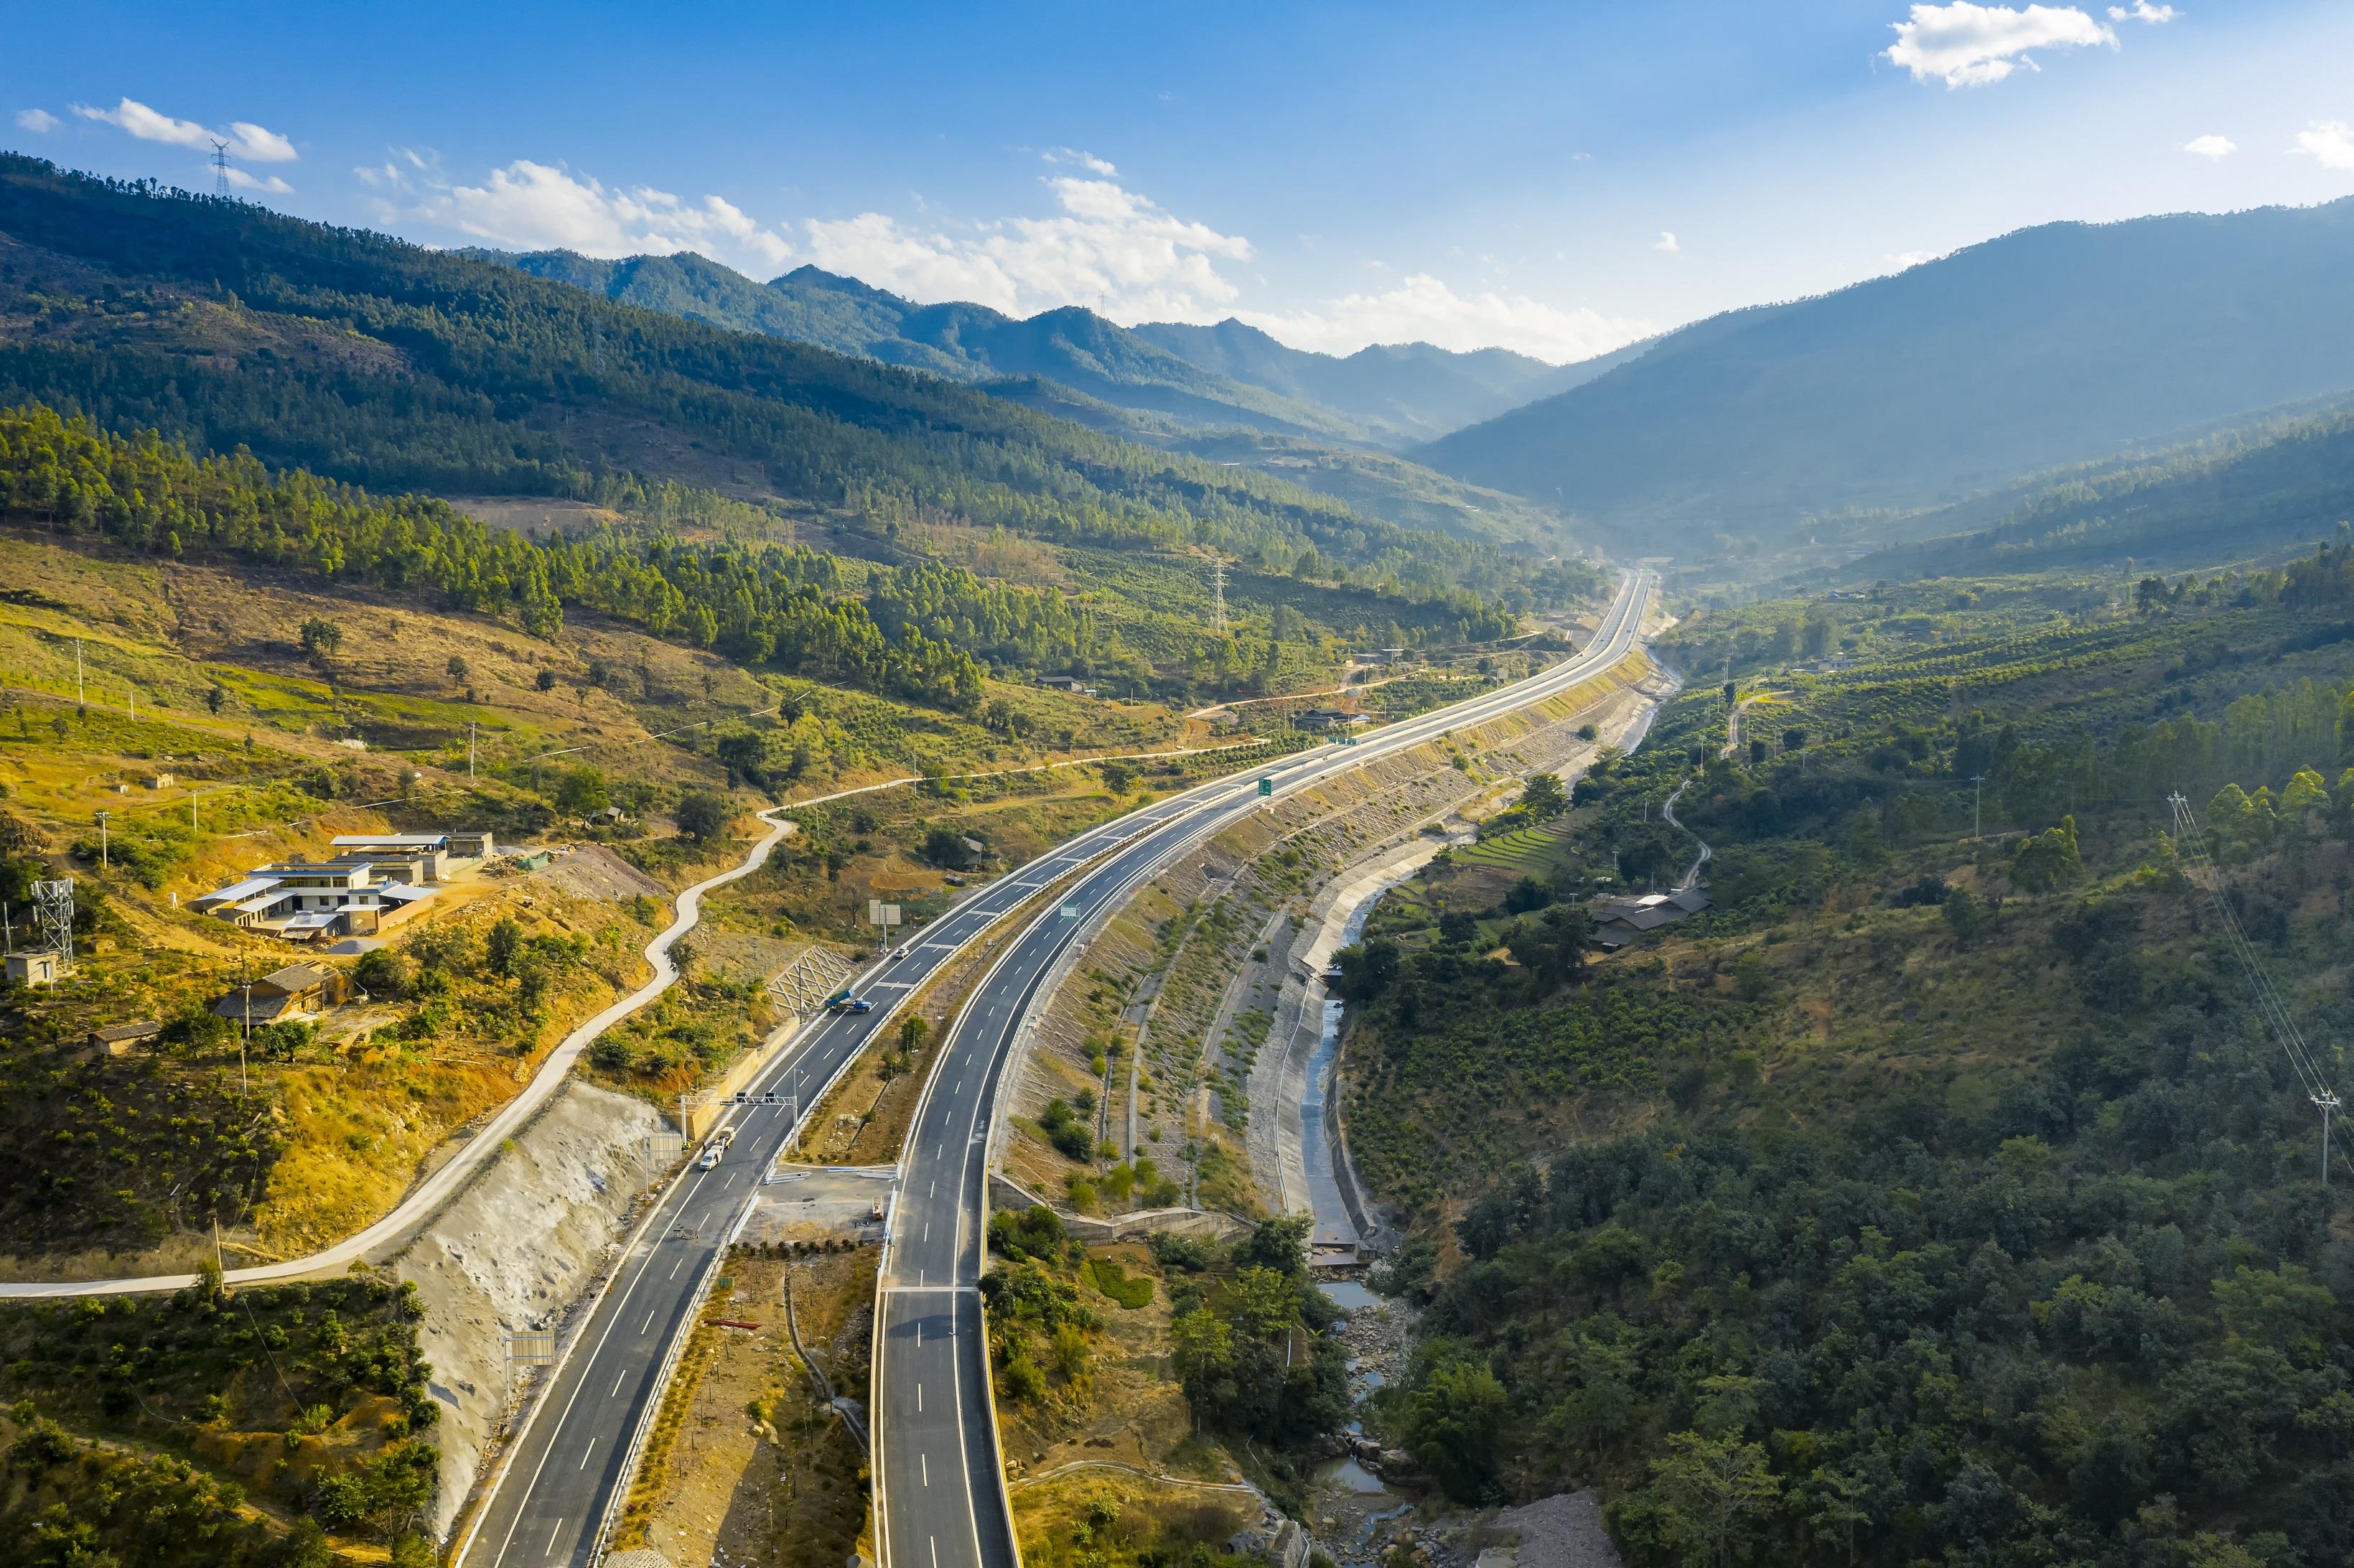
869, 570, 1654, 1568
455, 786, 1248, 1567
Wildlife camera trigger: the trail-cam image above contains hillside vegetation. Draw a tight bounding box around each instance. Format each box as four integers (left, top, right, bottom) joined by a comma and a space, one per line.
0, 155, 1549, 622
1839, 401, 2354, 581
1337, 558, 2354, 1564
1421, 199, 2354, 550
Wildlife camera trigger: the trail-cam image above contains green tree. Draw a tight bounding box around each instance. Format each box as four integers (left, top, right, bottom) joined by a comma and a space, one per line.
1520, 772, 1568, 817
2009, 815, 2084, 893
1333, 938, 1401, 1002
1509, 903, 1595, 993
1648, 1432, 1783, 1568
298, 616, 342, 661
1403, 1357, 1513, 1500
714, 726, 767, 785
554, 766, 609, 817
1943, 884, 1984, 944
674, 791, 729, 841
485, 918, 523, 978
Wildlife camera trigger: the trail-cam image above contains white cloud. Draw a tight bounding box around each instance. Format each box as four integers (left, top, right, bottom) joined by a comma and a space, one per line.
1045, 147, 1118, 177
72, 98, 296, 164
2181, 134, 2236, 160
1238, 274, 1651, 364
14, 108, 58, 134
225, 167, 293, 195
2107, 1, 2176, 20
422, 158, 796, 270
1882, 249, 1939, 269
2294, 121, 2354, 172
1884, 4, 2116, 88
223, 121, 296, 162
1652, 230, 1681, 252
803, 173, 1253, 320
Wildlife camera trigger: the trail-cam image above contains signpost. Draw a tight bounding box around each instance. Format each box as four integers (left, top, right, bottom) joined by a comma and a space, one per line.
867, 898, 902, 951
1258, 778, 1273, 798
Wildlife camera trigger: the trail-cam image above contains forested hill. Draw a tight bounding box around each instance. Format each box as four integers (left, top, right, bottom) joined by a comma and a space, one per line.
0, 154, 1523, 605
1836, 399, 2354, 582
1420, 198, 2354, 549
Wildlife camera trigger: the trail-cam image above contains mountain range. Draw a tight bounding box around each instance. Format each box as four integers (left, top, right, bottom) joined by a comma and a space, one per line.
484, 250, 1609, 447
1418, 198, 2354, 552
0, 152, 1527, 599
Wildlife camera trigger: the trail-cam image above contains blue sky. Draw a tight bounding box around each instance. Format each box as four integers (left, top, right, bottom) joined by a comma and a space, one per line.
7, 1, 2353, 362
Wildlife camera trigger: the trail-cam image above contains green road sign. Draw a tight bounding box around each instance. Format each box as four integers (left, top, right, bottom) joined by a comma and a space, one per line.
1258, 778, 1273, 797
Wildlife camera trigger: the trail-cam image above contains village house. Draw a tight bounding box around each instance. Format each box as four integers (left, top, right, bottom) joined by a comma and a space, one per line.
210, 962, 351, 1025
1589, 886, 1714, 949
188, 829, 492, 941
89, 1020, 164, 1056
4, 951, 65, 987
1294, 706, 1361, 732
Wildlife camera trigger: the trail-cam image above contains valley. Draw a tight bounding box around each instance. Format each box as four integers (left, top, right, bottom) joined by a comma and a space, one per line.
8, 28, 2354, 1568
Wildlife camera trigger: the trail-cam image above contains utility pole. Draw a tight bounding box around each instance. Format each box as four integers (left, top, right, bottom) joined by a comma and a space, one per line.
2320, 1092, 2342, 1187
95, 811, 108, 872
74, 639, 83, 707
468, 721, 477, 780
238, 956, 252, 1097
1969, 775, 1985, 841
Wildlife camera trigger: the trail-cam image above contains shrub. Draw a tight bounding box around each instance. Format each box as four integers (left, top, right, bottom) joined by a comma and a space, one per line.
1086, 1256, 1154, 1309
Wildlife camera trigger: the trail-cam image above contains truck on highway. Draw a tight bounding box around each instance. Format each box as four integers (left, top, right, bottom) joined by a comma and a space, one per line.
824, 989, 874, 1014
696, 1126, 736, 1169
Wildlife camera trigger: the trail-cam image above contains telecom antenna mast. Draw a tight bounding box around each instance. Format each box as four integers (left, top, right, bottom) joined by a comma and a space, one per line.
210, 137, 232, 198
30, 879, 73, 966
2169, 793, 2342, 1184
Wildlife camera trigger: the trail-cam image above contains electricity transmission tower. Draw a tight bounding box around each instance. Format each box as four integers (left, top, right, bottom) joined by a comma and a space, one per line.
30, 879, 73, 964
2169, 793, 2343, 1184
1208, 554, 1228, 633
210, 138, 233, 198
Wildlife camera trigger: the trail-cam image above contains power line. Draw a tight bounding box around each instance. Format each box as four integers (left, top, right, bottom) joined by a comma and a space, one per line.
2168, 791, 2347, 1185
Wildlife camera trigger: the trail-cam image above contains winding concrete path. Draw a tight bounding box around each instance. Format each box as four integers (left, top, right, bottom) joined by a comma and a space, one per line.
0, 812, 803, 1299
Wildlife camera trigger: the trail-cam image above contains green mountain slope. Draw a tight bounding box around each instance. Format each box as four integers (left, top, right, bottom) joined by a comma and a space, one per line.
0, 154, 1530, 602
1347, 572, 2354, 1558
1420, 199, 2354, 548
1838, 401, 2354, 581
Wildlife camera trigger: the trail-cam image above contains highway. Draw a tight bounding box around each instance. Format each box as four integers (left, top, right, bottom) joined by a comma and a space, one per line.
869, 570, 1654, 1568
454, 785, 1253, 1567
